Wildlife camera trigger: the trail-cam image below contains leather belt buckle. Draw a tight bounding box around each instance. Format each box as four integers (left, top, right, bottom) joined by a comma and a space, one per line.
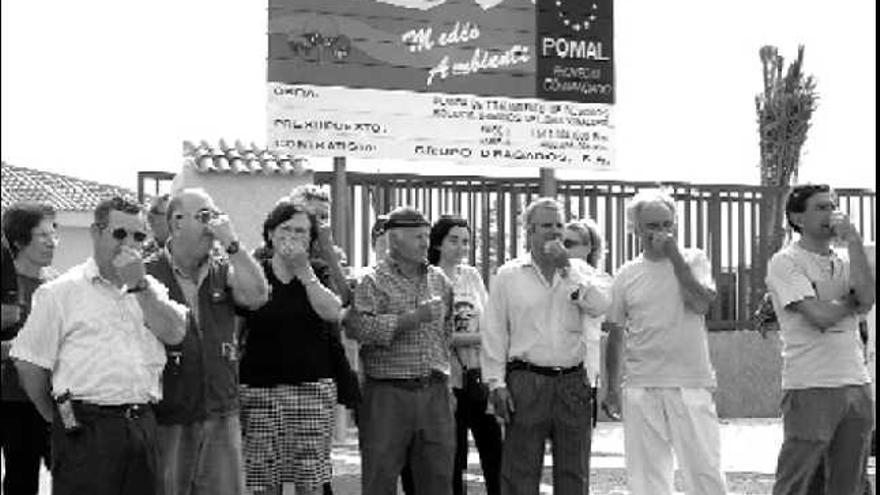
124, 404, 142, 420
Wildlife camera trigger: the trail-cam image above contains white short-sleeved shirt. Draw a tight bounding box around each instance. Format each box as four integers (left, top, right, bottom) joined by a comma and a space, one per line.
10, 258, 170, 405
607, 249, 717, 389
766, 243, 871, 390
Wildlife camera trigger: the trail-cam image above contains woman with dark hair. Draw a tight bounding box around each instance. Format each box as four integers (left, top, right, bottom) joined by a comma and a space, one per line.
1, 201, 58, 495
238, 200, 344, 495
429, 215, 502, 495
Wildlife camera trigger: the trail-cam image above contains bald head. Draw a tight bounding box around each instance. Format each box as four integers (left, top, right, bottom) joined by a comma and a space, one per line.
167, 188, 220, 255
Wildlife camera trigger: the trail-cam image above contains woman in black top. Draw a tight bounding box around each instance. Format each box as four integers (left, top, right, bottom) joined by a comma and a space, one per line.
239, 200, 343, 495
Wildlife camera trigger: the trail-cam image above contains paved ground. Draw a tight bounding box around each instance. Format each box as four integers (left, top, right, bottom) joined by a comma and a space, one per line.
327, 418, 875, 495
16, 418, 875, 494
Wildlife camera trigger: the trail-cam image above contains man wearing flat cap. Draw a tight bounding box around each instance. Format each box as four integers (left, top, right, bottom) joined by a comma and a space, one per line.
345, 206, 455, 495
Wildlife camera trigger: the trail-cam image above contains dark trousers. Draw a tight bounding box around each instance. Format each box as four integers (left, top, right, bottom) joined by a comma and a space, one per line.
52, 403, 161, 495
453, 385, 502, 495
0, 400, 50, 495
501, 368, 592, 495
773, 385, 873, 495
359, 378, 455, 495
806, 457, 873, 495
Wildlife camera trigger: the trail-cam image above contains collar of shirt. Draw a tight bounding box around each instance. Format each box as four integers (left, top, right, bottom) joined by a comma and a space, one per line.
512, 252, 571, 285
383, 255, 430, 279
81, 257, 122, 292
165, 241, 210, 288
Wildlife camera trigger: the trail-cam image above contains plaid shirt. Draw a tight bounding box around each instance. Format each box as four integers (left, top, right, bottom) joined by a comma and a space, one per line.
348, 257, 453, 380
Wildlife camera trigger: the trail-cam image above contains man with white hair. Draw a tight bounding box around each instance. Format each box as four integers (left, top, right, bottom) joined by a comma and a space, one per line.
345, 205, 455, 495
602, 189, 727, 495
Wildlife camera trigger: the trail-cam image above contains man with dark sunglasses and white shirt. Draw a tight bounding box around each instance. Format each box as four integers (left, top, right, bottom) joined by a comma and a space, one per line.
10, 196, 188, 495
145, 188, 269, 495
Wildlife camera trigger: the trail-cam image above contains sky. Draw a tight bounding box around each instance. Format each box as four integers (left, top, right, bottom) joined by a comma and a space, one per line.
1, 0, 875, 192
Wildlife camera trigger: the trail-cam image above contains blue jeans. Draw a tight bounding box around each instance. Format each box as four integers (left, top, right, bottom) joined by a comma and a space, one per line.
158, 413, 245, 495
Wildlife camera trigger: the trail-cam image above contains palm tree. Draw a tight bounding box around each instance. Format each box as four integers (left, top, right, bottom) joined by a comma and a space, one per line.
751, 45, 818, 333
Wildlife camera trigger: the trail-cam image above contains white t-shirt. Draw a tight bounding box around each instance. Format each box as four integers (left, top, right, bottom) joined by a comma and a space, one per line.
767, 242, 871, 390
607, 249, 717, 389
448, 264, 488, 389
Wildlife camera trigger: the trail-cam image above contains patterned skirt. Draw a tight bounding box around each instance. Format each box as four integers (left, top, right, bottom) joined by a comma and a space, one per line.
240, 380, 337, 492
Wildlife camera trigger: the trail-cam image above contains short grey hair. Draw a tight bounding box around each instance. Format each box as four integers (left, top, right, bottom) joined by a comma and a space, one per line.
625, 189, 677, 233
523, 197, 563, 228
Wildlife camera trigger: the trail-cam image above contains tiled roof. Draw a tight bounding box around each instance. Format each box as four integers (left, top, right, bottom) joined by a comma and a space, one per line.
1, 162, 138, 213
183, 140, 311, 176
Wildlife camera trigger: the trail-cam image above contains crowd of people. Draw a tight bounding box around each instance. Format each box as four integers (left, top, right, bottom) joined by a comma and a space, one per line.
0, 182, 874, 495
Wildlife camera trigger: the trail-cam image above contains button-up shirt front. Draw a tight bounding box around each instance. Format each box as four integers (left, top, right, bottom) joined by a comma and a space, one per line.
348, 257, 453, 380
10, 258, 177, 405
481, 254, 612, 389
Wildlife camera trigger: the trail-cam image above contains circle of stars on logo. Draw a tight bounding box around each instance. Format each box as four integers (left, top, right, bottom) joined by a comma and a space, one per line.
555, 1, 599, 33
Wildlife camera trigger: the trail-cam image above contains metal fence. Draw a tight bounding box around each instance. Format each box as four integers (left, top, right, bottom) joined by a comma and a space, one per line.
315, 171, 876, 330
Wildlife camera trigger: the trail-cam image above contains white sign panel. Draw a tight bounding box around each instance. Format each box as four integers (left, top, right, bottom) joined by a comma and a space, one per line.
268, 82, 614, 169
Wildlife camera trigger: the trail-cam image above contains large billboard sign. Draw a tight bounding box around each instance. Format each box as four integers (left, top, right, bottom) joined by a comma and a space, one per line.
267, 0, 614, 169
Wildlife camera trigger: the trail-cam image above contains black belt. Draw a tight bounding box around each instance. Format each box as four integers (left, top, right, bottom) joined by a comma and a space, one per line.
369, 371, 448, 391
507, 360, 583, 377
76, 402, 152, 420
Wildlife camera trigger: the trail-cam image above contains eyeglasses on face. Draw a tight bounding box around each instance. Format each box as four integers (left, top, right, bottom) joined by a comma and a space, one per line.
96, 224, 147, 243
175, 209, 222, 224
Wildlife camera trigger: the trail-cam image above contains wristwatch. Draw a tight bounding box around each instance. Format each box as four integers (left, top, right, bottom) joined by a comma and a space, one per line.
225, 240, 241, 255
127, 279, 149, 294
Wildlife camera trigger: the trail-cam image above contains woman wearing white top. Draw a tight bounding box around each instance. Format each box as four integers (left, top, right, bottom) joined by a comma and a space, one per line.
563, 218, 607, 429
429, 215, 502, 495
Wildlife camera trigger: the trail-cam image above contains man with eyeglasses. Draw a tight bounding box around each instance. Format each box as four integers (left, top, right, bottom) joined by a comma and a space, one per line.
1, 201, 58, 495
10, 196, 188, 495
145, 187, 268, 495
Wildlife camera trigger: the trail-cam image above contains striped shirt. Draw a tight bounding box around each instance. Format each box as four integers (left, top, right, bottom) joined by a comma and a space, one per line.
348, 257, 453, 380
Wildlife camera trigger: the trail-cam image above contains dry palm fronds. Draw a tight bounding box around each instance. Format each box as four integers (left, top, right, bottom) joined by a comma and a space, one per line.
752, 45, 818, 336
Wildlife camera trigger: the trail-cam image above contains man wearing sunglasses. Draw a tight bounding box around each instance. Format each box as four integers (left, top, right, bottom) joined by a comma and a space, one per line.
10, 196, 188, 495
145, 188, 268, 495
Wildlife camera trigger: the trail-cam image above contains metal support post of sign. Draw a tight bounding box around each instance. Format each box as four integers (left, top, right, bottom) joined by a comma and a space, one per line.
540, 167, 557, 197
330, 156, 351, 444
331, 157, 348, 255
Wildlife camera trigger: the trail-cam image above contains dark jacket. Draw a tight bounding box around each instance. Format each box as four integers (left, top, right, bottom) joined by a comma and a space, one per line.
146, 252, 240, 425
